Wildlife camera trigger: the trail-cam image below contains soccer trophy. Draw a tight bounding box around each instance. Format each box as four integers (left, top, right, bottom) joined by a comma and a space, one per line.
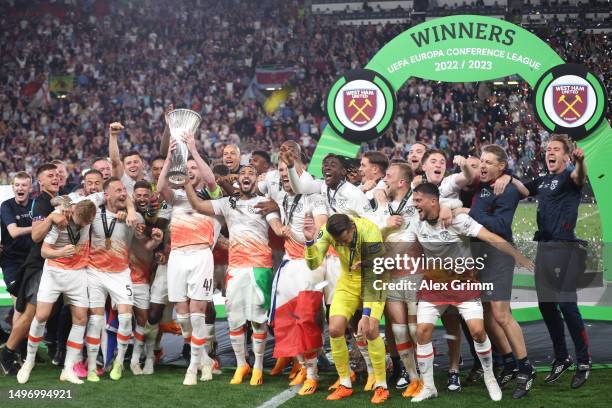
166, 108, 202, 188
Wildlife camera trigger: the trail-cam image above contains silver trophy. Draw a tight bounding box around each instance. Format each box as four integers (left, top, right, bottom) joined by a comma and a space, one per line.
166, 108, 202, 188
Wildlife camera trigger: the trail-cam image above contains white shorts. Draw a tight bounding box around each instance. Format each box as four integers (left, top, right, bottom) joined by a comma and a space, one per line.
132, 283, 150, 310
167, 247, 214, 302
417, 299, 483, 325
38, 265, 88, 308
323, 255, 341, 305
87, 268, 133, 308
150, 264, 169, 305
226, 266, 272, 327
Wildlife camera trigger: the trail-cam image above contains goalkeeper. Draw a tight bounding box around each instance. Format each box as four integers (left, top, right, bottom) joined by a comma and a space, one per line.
303, 213, 389, 404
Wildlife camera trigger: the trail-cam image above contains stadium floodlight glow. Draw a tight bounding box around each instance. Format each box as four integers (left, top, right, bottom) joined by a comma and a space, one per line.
507, 81, 519, 85
493, 81, 504, 85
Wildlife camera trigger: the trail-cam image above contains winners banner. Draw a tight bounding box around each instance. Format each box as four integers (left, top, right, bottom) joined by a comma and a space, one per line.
309, 14, 612, 302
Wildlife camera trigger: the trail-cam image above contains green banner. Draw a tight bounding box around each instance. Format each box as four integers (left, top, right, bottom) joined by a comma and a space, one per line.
310, 14, 612, 287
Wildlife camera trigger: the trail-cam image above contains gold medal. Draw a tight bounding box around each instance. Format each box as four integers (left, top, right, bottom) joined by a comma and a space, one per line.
74, 245, 80, 256
105, 238, 112, 250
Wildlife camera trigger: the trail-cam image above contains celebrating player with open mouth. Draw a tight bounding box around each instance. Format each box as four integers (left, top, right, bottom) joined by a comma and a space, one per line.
183, 164, 285, 386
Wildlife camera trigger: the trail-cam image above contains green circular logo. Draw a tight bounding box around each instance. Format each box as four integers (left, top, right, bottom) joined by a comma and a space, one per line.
534, 63, 608, 141
325, 69, 397, 144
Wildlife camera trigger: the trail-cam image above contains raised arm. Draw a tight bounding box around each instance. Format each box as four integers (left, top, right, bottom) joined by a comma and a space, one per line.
108, 122, 125, 178
184, 182, 216, 216
281, 150, 321, 194
156, 141, 175, 203
571, 147, 587, 187
183, 131, 217, 192
159, 103, 173, 158
452, 155, 476, 187
303, 216, 330, 271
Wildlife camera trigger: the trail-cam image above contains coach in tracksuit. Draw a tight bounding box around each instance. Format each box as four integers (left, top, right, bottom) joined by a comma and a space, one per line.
457, 145, 535, 399
522, 134, 591, 389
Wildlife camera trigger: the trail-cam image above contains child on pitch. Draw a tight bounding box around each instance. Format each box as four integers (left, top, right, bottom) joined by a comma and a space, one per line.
17, 200, 97, 384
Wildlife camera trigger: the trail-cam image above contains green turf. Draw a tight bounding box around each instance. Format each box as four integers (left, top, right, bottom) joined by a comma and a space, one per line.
0, 365, 610, 407
512, 202, 601, 242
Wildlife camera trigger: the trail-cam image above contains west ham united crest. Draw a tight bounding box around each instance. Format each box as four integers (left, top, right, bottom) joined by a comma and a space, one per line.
325, 69, 396, 144
343, 89, 377, 127
534, 63, 608, 141
552, 85, 587, 124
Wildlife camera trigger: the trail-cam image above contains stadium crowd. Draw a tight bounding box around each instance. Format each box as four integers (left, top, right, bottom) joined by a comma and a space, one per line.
0, 0, 610, 186
0, 0, 603, 404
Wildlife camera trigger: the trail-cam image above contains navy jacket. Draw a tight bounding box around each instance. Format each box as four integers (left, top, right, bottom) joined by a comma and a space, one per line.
468, 180, 521, 243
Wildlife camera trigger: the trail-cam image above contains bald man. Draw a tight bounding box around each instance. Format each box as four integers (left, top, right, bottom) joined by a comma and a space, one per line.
223, 145, 242, 175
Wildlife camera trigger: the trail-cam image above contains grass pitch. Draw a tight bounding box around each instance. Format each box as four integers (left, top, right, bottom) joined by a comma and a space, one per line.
0, 364, 610, 408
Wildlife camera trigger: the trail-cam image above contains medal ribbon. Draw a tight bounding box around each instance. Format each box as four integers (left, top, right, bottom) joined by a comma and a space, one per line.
326, 179, 346, 213
66, 224, 80, 246
282, 194, 302, 226
388, 190, 412, 216
100, 205, 116, 242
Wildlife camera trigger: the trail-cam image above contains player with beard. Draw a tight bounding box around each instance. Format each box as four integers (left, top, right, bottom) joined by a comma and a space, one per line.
256, 142, 314, 378
83, 178, 147, 382
183, 165, 284, 387
0, 164, 67, 376
108, 122, 147, 194
407, 143, 427, 174
407, 183, 532, 402
157, 134, 222, 385
61, 169, 104, 202
17, 200, 97, 385
128, 180, 170, 375
285, 152, 381, 390
268, 160, 328, 395
359, 152, 388, 200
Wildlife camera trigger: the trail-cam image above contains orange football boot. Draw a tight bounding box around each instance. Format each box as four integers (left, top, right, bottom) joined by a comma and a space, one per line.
328, 370, 356, 390
326, 385, 353, 401
270, 357, 291, 376
371, 386, 390, 404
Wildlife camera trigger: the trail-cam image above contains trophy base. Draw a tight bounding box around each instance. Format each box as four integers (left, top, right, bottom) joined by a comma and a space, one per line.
167, 172, 188, 189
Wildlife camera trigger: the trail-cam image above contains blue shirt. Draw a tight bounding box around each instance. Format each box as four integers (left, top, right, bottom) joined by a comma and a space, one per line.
525, 166, 581, 242
469, 181, 520, 243
0, 198, 33, 264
